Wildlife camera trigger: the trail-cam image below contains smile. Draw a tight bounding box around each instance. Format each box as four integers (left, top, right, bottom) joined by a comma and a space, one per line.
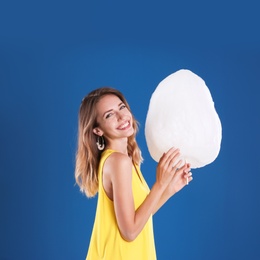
117, 121, 130, 130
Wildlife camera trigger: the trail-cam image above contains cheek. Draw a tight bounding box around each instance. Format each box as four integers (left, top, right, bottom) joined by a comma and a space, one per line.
102, 119, 117, 130
126, 110, 133, 118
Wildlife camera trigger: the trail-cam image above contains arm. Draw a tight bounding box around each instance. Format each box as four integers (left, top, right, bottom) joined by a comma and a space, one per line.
152, 163, 192, 215
105, 148, 180, 242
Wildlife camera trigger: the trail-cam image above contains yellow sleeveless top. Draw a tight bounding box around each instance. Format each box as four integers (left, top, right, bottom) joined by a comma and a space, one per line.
86, 149, 156, 260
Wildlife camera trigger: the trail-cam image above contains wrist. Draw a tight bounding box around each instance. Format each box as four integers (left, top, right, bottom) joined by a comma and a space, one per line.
164, 185, 177, 199
152, 181, 166, 196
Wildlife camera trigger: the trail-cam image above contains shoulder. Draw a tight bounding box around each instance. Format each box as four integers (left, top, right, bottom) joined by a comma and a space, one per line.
103, 151, 133, 184
105, 151, 132, 170
102, 151, 133, 201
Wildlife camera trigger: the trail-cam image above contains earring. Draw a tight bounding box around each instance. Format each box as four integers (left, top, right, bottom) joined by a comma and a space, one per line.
96, 135, 105, 150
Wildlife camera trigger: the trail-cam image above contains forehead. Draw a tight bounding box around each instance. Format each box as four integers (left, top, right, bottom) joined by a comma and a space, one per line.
96, 94, 122, 112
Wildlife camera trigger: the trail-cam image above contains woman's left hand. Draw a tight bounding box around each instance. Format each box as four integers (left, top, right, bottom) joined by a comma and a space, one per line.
165, 163, 193, 197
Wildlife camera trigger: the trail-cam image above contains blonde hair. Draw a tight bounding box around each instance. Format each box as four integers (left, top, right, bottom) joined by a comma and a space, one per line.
75, 87, 143, 197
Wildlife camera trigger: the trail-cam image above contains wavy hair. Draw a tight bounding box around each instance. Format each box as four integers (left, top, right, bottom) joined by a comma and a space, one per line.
75, 87, 143, 197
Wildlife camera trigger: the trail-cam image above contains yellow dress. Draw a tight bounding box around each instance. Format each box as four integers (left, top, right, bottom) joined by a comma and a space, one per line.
86, 149, 156, 260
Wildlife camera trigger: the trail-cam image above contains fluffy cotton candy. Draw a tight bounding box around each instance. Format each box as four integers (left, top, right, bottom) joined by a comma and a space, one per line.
145, 69, 222, 168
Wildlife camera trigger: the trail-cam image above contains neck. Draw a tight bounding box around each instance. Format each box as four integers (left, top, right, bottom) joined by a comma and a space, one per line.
105, 138, 128, 155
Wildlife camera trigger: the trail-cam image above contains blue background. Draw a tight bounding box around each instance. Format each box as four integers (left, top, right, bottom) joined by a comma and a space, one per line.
1, 1, 259, 259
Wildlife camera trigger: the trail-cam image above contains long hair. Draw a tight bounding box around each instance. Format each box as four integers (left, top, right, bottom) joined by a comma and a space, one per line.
75, 87, 143, 197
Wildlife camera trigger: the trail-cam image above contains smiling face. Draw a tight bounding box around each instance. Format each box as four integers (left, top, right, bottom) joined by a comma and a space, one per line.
93, 94, 134, 145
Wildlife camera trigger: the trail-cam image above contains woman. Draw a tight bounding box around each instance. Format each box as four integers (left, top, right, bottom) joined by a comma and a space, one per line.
75, 87, 193, 259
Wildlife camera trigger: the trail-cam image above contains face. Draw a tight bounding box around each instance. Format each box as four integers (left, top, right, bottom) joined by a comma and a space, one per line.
93, 94, 134, 141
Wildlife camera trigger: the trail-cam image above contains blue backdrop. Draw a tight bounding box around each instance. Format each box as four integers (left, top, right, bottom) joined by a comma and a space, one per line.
1, 1, 259, 259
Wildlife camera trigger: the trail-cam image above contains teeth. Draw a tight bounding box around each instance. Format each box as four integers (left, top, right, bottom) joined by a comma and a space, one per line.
119, 122, 129, 129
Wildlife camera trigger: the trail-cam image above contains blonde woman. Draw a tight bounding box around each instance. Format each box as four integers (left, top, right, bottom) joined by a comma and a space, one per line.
75, 87, 193, 260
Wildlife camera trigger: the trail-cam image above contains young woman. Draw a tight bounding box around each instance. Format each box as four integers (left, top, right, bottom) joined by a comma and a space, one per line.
75, 87, 193, 260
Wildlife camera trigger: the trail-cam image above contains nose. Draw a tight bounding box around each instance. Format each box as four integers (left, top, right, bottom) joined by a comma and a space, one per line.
116, 110, 126, 121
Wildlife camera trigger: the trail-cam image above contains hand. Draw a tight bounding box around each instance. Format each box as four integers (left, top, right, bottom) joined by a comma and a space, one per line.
166, 162, 193, 196
156, 147, 183, 189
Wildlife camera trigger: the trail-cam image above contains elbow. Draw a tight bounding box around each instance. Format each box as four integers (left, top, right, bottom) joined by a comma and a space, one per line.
120, 230, 138, 242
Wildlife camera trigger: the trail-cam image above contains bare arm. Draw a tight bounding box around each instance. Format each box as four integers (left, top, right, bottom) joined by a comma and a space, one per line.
105, 148, 181, 241
152, 163, 193, 215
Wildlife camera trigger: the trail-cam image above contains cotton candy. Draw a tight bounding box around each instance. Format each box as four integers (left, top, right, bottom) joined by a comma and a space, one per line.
145, 69, 222, 168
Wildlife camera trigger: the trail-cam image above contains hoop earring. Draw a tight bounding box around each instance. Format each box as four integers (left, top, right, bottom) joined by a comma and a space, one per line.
96, 135, 105, 150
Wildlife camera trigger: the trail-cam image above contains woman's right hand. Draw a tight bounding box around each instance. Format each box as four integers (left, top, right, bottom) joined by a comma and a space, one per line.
156, 147, 183, 189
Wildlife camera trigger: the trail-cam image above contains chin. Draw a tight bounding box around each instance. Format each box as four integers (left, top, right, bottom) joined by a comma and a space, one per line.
127, 128, 135, 137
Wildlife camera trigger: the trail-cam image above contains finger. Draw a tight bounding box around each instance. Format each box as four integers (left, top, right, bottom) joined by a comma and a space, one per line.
183, 171, 192, 178
172, 158, 184, 172
184, 166, 191, 174
164, 148, 180, 166
158, 152, 166, 164
185, 173, 193, 185
158, 147, 175, 164
173, 158, 189, 175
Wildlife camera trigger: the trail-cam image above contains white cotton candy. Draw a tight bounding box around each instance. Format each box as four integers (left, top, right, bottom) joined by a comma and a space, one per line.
145, 69, 222, 169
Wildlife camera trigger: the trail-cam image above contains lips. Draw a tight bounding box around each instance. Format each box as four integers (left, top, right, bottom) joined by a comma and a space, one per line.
117, 121, 130, 130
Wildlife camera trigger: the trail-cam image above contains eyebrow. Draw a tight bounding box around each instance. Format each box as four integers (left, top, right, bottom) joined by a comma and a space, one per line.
102, 102, 124, 118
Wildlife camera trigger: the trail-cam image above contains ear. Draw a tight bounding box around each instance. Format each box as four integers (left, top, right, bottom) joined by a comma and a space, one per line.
93, 127, 103, 136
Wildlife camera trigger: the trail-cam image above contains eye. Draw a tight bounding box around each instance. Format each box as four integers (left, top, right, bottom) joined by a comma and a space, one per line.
105, 112, 113, 119
120, 104, 126, 110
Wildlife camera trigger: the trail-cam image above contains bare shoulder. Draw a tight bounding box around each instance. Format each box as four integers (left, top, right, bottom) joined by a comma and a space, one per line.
102, 152, 132, 200
103, 152, 132, 183
105, 152, 132, 172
